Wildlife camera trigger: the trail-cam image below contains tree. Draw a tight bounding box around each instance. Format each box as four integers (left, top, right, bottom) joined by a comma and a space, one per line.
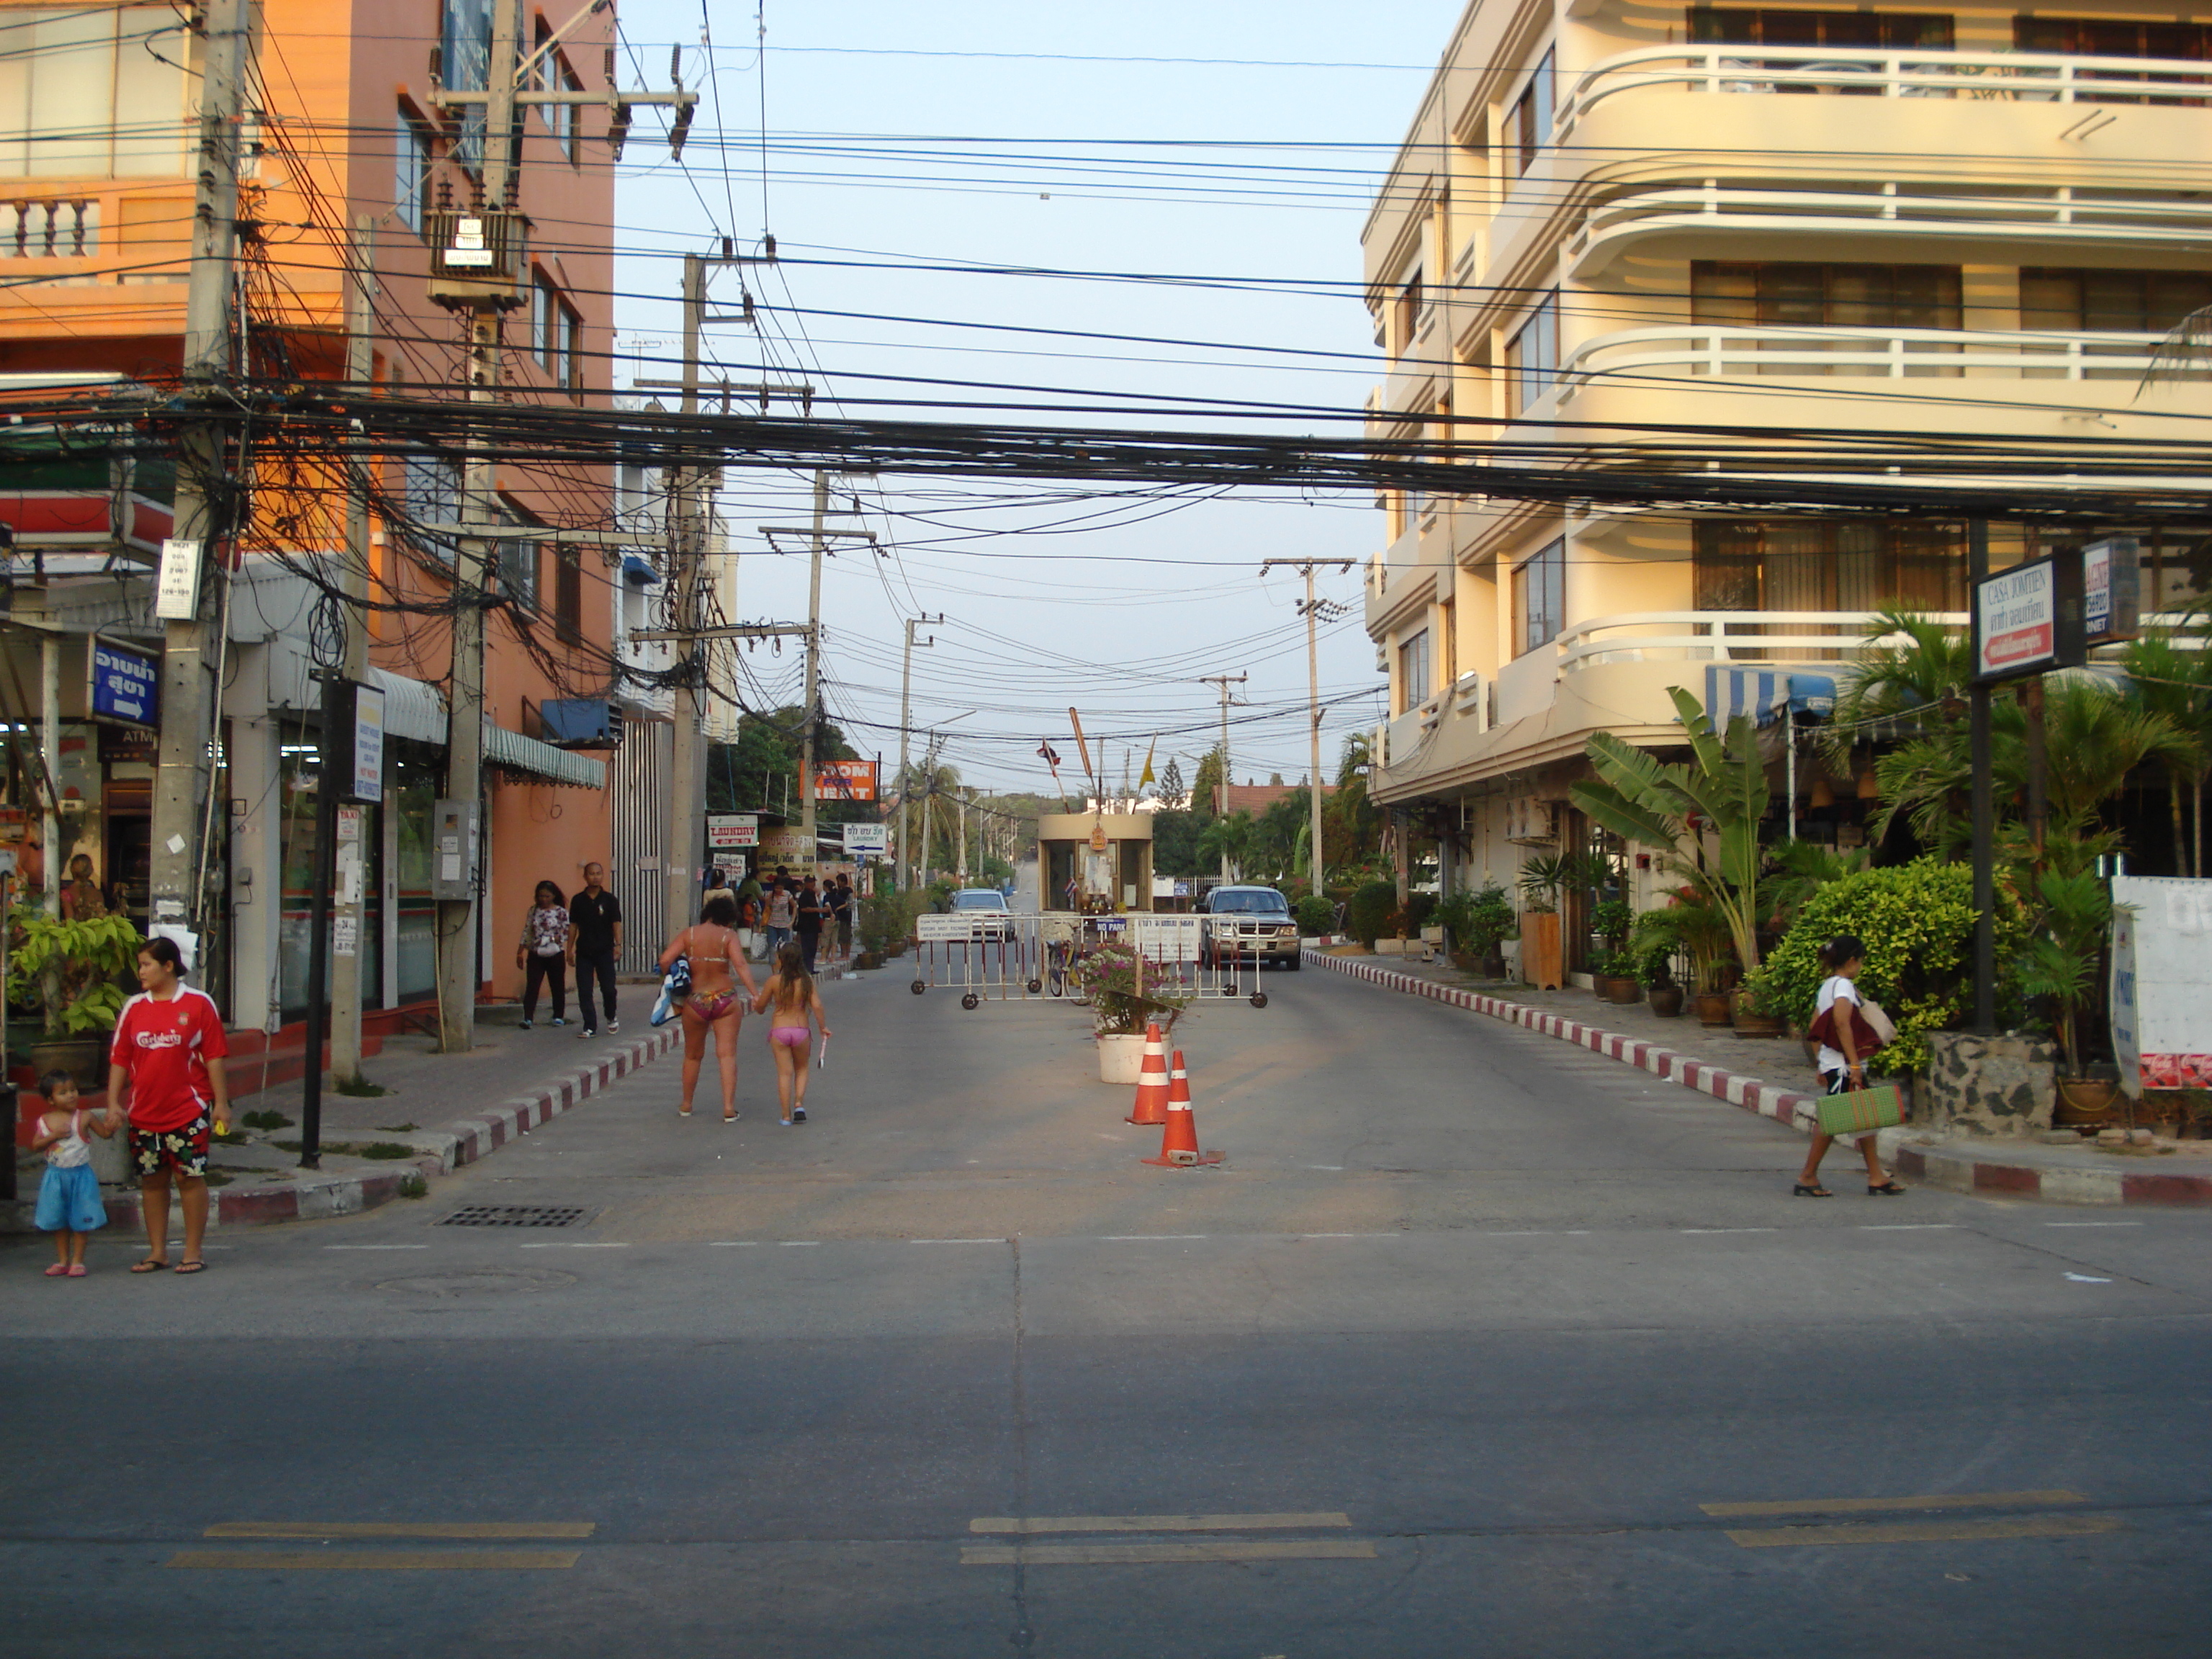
708, 706, 871, 824
1190, 744, 1226, 821
1155, 755, 1188, 812
1196, 811, 1257, 881
1572, 687, 1771, 973
1151, 810, 1205, 876
1321, 732, 1382, 878
2122, 631, 2212, 877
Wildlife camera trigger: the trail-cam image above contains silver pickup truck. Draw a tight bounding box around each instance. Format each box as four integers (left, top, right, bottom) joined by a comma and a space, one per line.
1198, 886, 1301, 970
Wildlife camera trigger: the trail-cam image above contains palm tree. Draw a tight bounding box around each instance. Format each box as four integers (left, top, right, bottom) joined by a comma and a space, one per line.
1197, 811, 1257, 881
2121, 632, 2212, 878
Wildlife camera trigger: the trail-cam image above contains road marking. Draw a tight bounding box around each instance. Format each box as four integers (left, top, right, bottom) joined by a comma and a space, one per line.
1681, 1228, 1777, 1235
1301, 1233, 1399, 1239
962, 1540, 1377, 1567
1860, 1224, 1958, 1231
779, 1240, 820, 1247
205, 1521, 595, 1539
909, 1238, 1006, 1245
1484, 1229, 1592, 1238
168, 1550, 582, 1570
709, 1241, 760, 1247
971, 1513, 1352, 1536
2064, 1272, 2113, 1282
1101, 1235, 1208, 1241
1725, 1515, 2119, 1549
324, 1245, 430, 1251
2045, 1221, 2144, 1228
1304, 1165, 1344, 1172
518, 1242, 628, 1249
1702, 1490, 2086, 1519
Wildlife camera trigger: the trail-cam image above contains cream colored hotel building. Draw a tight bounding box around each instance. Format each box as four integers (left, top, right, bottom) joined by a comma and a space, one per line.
1362, 0, 2211, 951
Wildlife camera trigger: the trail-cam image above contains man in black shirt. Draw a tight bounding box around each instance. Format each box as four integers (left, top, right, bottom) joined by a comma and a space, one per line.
566, 862, 624, 1038
827, 873, 854, 962
794, 874, 826, 973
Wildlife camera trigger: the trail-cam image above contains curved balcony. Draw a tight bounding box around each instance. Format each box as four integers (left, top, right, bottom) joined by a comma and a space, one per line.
1566, 181, 2212, 279
1554, 611, 1969, 675
1557, 324, 2198, 402
1558, 44, 2212, 135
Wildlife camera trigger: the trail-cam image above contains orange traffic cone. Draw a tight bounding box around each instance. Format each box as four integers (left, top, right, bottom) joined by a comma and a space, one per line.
1128, 1021, 1170, 1125
1142, 1050, 1222, 1167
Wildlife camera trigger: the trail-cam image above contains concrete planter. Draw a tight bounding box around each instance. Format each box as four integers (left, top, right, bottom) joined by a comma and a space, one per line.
1097, 1033, 1146, 1085
1922, 1030, 2059, 1137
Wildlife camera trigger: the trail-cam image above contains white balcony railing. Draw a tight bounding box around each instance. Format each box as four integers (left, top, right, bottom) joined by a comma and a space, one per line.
1559, 44, 2212, 134
1557, 325, 2196, 397
1, 199, 100, 258
1555, 611, 1970, 675
1568, 181, 2212, 274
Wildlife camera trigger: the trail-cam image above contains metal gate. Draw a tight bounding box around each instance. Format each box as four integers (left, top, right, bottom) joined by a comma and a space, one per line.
906, 912, 1272, 1010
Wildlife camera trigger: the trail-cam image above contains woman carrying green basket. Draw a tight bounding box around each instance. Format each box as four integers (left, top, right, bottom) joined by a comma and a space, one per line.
1795, 935, 1905, 1197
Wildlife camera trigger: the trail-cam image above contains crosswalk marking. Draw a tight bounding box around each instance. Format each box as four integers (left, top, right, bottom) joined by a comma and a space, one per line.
1701, 1490, 2085, 1519
971, 1512, 1351, 1536
1725, 1515, 2119, 1549
963, 1540, 1377, 1567
168, 1550, 583, 1570
204, 1521, 595, 1539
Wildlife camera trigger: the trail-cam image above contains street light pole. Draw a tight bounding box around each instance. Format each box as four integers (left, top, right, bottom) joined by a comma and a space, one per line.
1200, 672, 1247, 880
1262, 557, 1353, 899
898, 613, 942, 890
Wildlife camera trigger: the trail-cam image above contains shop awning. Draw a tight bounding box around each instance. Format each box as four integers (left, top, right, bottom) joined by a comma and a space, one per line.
1704, 667, 1836, 729
485, 721, 606, 788
269, 646, 449, 745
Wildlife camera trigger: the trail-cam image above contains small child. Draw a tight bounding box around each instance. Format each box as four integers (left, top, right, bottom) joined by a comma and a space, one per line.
752, 941, 832, 1126
31, 1070, 113, 1277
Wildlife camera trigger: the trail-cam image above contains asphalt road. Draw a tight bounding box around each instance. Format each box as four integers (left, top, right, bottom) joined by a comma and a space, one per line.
6, 965, 2208, 1658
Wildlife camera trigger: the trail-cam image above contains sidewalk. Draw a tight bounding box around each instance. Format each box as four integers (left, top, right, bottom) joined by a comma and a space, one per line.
1305, 948, 2212, 1208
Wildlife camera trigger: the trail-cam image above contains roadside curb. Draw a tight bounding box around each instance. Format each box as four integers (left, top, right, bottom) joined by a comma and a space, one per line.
1, 1025, 683, 1236
1302, 948, 2212, 1209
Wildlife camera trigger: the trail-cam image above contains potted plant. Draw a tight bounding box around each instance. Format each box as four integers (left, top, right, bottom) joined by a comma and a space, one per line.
1732, 966, 1787, 1038
1588, 897, 1635, 1001
1438, 885, 1516, 976
1072, 938, 1192, 1083
1594, 946, 1643, 1004
1516, 855, 1573, 990
2015, 869, 2121, 1126
1667, 893, 1738, 1025
6, 907, 141, 1087
1629, 908, 1687, 1017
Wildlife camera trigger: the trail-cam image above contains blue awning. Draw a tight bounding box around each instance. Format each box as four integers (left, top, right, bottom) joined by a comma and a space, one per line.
621, 553, 660, 585
1704, 667, 1836, 729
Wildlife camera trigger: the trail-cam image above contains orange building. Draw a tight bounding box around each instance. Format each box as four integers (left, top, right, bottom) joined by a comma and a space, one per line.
0, 0, 644, 1035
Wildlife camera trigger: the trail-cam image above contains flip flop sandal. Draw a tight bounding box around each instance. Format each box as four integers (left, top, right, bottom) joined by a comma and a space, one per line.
130, 1259, 169, 1274
1792, 1183, 1833, 1197
174, 1259, 208, 1274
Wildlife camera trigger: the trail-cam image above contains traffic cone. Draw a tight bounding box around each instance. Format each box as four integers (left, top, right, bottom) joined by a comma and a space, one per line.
1128, 1021, 1170, 1125
1142, 1050, 1222, 1167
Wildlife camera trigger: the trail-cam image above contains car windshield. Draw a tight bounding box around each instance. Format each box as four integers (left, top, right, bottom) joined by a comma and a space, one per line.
1211, 890, 1290, 914
950, 891, 1007, 910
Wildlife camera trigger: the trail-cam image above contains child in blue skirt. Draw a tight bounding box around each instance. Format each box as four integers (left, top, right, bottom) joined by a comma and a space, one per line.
32, 1069, 114, 1277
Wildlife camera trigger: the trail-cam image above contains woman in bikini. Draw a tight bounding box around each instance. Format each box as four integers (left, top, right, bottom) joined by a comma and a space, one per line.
753, 941, 832, 1125
660, 894, 760, 1121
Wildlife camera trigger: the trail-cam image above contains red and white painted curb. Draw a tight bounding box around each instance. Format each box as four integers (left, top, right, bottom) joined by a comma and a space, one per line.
1304, 948, 2212, 1208
3, 1025, 683, 1235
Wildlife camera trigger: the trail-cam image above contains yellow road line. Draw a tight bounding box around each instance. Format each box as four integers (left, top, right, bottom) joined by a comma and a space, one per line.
1701, 1491, 2086, 1519
204, 1521, 595, 1539
167, 1550, 583, 1570
969, 1512, 1352, 1535
963, 1539, 1378, 1567
1726, 1515, 2121, 1550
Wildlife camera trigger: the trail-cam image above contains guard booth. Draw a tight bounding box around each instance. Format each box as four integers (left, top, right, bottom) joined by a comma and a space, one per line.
1038, 813, 1154, 914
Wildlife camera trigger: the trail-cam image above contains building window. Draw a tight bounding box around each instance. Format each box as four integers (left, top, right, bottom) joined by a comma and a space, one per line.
1506, 294, 1559, 410
1693, 520, 1964, 613
553, 542, 583, 641
1395, 271, 1424, 350
0, 5, 189, 176
534, 273, 559, 372
1396, 629, 1432, 715
441, 0, 493, 171
2013, 17, 2212, 58
1509, 48, 1555, 178
498, 537, 538, 608
397, 114, 433, 235
2021, 268, 2212, 333
401, 451, 460, 565
1514, 539, 1566, 657
565, 305, 585, 399
1691, 262, 1962, 330
1690, 8, 1955, 48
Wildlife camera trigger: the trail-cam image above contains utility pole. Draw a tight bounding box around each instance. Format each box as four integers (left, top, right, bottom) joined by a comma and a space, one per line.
898, 613, 942, 890
799, 470, 828, 871
1262, 558, 1353, 899
1200, 672, 1247, 880
148, 0, 251, 947
956, 786, 970, 883
429, 0, 697, 1051
330, 217, 376, 1086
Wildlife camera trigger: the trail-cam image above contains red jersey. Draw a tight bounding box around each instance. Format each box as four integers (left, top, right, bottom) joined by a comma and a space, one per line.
110, 986, 230, 1131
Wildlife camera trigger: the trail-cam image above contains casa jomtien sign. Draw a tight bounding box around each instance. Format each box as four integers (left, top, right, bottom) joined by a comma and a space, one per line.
1972, 553, 2085, 684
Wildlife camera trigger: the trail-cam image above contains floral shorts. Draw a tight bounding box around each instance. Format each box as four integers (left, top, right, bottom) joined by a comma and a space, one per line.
130, 1112, 210, 1179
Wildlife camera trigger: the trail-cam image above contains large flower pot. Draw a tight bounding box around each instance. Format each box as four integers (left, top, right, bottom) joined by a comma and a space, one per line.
1521, 912, 1563, 991
1097, 1033, 1146, 1085
1648, 984, 1686, 1018
2054, 1076, 2120, 1128
27, 1036, 106, 1092
1601, 976, 1642, 1005
1694, 991, 1734, 1027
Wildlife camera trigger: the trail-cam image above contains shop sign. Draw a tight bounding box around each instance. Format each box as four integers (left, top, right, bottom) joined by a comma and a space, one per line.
840, 822, 888, 855
350, 682, 385, 804
1972, 553, 2085, 683
814, 760, 877, 801
2082, 537, 2141, 645
706, 813, 759, 850
89, 637, 160, 727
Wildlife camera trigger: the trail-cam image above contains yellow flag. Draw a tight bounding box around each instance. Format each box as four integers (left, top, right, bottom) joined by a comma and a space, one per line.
1138, 737, 1157, 787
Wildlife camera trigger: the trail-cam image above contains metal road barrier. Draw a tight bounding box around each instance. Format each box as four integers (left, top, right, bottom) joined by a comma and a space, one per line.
907, 912, 1273, 1010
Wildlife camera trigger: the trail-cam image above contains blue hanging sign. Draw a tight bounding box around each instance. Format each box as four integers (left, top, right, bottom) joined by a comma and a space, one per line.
89, 637, 160, 727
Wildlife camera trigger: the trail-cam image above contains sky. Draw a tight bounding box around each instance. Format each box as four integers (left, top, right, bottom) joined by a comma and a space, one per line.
601, 0, 1467, 801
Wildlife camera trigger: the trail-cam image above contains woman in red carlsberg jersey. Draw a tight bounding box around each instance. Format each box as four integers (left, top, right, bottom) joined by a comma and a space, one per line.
105, 937, 230, 1274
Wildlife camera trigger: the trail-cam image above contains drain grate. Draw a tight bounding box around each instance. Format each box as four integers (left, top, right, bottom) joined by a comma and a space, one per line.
439, 1205, 590, 1228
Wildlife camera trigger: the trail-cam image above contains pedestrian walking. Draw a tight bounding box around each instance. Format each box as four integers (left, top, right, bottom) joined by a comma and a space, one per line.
763, 876, 796, 959
31, 1069, 114, 1276
567, 862, 624, 1038
735, 871, 764, 959
703, 866, 736, 911
516, 880, 570, 1029
795, 875, 826, 972
829, 873, 855, 962
660, 894, 760, 1122
754, 941, 832, 1125
1796, 934, 1902, 1197
60, 853, 109, 922
108, 937, 230, 1274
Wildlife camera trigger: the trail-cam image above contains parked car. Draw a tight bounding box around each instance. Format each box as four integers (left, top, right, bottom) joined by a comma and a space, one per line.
948, 886, 1015, 940
1197, 885, 1300, 970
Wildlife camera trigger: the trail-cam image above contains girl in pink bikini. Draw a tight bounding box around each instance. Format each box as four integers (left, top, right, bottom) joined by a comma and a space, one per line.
753, 941, 831, 1125
660, 894, 760, 1122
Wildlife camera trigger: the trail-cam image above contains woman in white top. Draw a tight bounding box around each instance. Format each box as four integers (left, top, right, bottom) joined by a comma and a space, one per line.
1797, 934, 1902, 1197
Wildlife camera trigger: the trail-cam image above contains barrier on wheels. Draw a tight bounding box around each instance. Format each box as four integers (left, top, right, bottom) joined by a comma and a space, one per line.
905, 912, 1273, 1009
